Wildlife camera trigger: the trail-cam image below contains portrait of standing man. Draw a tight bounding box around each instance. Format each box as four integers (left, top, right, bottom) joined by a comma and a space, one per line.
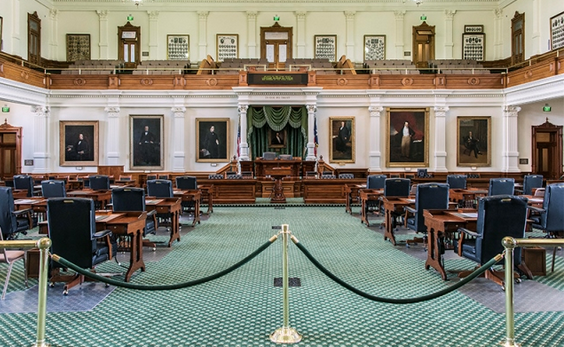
329, 117, 355, 163
130, 115, 163, 169
197, 118, 229, 162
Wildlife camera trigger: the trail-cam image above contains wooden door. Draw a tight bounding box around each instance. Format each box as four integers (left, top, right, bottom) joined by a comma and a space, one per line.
261, 22, 292, 69
118, 22, 141, 69
412, 22, 435, 69
531, 119, 562, 179
0, 121, 22, 180
511, 12, 525, 65
28, 12, 41, 66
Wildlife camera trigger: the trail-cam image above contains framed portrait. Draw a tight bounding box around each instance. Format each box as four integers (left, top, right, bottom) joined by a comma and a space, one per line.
363, 35, 386, 61
0, 17, 3, 50
216, 34, 239, 62
59, 121, 99, 167
196, 118, 230, 162
457, 117, 491, 167
268, 128, 287, 148
550, 11, 564, 50
66, 34, 91, 61
314, 35, 337, 62
386, 108, 429, 168
167, 34, 190, 60
329, 117, 355, 163
462, 33, 485, 61
130, 115, 164, 170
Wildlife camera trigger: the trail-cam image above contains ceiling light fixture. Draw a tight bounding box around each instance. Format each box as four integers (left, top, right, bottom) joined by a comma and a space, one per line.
132, 0, 142, 6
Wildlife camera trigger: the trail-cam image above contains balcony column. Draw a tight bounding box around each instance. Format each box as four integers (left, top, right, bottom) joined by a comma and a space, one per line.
394, 11, 406, 58
531, 0, 541, 55
433, 106, 448, 172
344, 11, 356, 60
306, 105, 317, 161
368, 106, 383, 172
10, 0, 22, 55
49, 9, 58, 60
444, 10, 456, 59
172, 107, 186, 172
198, 12, 209, 61
296, 12, 307, 58
493, 8, 503, 60
96, 10, 109, 59
148, 11, 159, 60
31, 106, 49, 173
503, 106, 521, 173
247, 12, 258, 58
104, 107, 121, 166
238, 104, 250, 161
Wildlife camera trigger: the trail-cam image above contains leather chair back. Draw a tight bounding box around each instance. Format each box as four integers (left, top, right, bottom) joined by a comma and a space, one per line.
176, 176, 197, 190
13, 175, 34, 197
146, 179, 173, 198
89, 175, 110, 190
447, 175, 467, 189
41, 180, 66, 198
384, 178, 410, 197
411, 183, 450, 232
522, 174, 543, 195
0, 187, 22, 239
112, 187, 146, 211
537, 183, 564, 232
367, 174, 386, 189
488, 178, 515, 196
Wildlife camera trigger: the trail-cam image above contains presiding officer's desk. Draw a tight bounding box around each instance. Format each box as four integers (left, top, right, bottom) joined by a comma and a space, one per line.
254, 157, 302, 178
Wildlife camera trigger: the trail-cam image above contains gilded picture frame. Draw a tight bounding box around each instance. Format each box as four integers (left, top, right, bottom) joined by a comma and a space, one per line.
216, 34, 239, 62
66, 34, 91, 61
196, 118, 230, 162
59, 121, 99, 167
457, 116, 491, 167
130, 115, 164, 170
314, 35, 337, 62
329, 116, 355, 163
268, 128, 287, 149
386, 108, 429, 168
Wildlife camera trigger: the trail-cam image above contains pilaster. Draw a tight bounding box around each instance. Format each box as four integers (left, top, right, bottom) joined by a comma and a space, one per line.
247, 12, 258, 58
104, 107, 121, 166
31, 106, 49, 173
49, 9, 58, 60
148, 11, 160, 59
172, 107, 186, 171
433, 106, 448, 172
238, 104, 250, 161
444, 10, 456, 59
306, 104, 317, 161
503, 106, 521, 173
296, 12, 307, 58
198, 12, 209, 60
394, 11, 406, 58
368, 106, 384, 172
97, 10, 109, 59
344, 11, 356, 60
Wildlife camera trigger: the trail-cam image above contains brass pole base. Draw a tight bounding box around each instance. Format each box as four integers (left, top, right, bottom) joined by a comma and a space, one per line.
31, 343, 51, 347
270, 327, 302, 344
499, 339, 521, 347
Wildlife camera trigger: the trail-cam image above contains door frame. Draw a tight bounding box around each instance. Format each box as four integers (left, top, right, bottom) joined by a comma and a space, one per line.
0, 120, 22, 178
531, 118, 562, 179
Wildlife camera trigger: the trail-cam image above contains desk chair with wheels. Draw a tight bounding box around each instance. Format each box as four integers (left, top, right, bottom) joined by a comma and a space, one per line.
365, 174, 386, 214
455, 195, 530, 289
13, 175, 38, 197
516, 174, 543, 195
529, 183, 564, 272
146, 179, 174, 230
175, 176, 198, 215
488, 178, 515, 196
446, 174, 467, 189
47, 198, 117, 295
0, 187, 34, 240
41, 180, 67, 198
0, 228, 27, 299
112, 187, 159, 250
379, 178, 411, 231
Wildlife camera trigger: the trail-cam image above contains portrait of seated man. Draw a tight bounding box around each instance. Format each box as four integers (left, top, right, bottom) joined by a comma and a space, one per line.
269, 129, 285, 147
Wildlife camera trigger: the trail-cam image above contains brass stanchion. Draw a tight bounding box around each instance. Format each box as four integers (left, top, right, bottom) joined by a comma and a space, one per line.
501, 237, 519, 347
0, 237, 52, 347
270, 224, 302, 344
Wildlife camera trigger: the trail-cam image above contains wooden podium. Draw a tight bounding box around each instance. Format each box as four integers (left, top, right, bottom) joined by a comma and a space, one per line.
266, 167, 292, 203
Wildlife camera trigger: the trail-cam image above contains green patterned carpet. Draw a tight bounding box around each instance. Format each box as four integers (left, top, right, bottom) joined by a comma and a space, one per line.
0, 206, 563, 347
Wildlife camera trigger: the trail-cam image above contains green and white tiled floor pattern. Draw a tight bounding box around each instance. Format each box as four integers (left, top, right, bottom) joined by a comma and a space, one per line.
0, 206, 563, 347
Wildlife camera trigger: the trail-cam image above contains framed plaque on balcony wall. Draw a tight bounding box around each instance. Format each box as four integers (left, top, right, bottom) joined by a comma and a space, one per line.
550, 11, 564, 50
216, 34, 238, 62
167, 34, 189, 60
66, 34, 91, 61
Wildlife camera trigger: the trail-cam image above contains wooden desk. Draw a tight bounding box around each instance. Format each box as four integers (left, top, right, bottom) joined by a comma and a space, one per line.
198, 184, 214, 214
345, 184, 366, 214
67, 179, 84, 190
12, 189, 29, 199
66, 189, 112, 209
449, 188, 487, 208
173, 190, 201, 226
423, 209, 477, 280
381, 197, 413, 245
14, 198, 47, 213
267, 167, 293, 203
254, 158, 302, 178
358, 189, 383, 225
145, 198, 182, 247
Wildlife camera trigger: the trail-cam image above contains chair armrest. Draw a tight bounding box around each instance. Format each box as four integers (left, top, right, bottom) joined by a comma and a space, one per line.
457, 227, 479, 238
93, 229, 113, 239
404, 206, 416, 214
13, 208, 33, 217
146, 209, 157, 217
528, 206, 544, 214
514, 188, 524, 194
456, 227, 479, 256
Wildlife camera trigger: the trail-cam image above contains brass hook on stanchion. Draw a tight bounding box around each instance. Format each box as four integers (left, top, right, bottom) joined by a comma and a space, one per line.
270, 224, 302, 344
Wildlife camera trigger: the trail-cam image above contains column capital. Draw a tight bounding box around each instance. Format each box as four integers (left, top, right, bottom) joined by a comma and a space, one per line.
306, 104, 317, 113
147, 11, 159, 20
32, 106, 49, 117
444, 10, 456, 19
96, 10, 108, 20
172, 107, 186, 116
49, 9, 58, 20
494, 8, 503, 19
104, 106, 120, 117
198, 11, 209, 19
368, 106, 384, 115
238, 104, 249, 113
344, 11, 356, 19
504, 105, 521, 115
433, 106, 450, 114
394, 10, 406, 19
295, 12, 307, 20
247, 11, 258, 20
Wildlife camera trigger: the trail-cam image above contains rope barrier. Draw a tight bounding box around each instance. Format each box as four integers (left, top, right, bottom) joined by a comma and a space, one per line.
52, 236, 277, 290
293, 239, 502, 304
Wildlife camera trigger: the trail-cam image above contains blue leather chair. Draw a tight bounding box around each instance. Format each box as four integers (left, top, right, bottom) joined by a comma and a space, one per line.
13, 175, 37, 197
146, 179, 173, 198
518, 174, 543, 195
41, 180, 66, 198
176, 176, 198, 215
488, 178, 515, 196
365, 174, 386, 214
112, 187, 158, 250
0, 187, 33, 240
455, 195, 529, 289
529, 183, 564, 272
88, 175, 110, 190
446, 174, 467, 189
379, 178, 411, 230
404, 183, 450, 246
47, 197, 117, 295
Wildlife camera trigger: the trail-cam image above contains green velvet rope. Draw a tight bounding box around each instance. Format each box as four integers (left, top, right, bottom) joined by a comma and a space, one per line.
294, 241, 501, 304
52, 238, 275, 290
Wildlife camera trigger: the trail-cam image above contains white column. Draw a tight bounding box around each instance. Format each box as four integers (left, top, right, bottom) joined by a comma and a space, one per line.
247, 12, 258, 58
394, 11, 406, 58
368, 106, 383, 171
148, 11, 160, 59
295, 12, 307, 58
306, 104, 317, 161
31, 106, 49, 173
444, 10, 456, 59
494, 8, 503, 60
49, 9, 58, 60
97, 10, 109, 59
238, 104, 250, 161
531, 0, 541, 55
11, 0, 21, 55
433, 106, 448, 172
104, 107, 121, 166
344, 11, 356, 60
198, 11, 209, 60
172, 107, 186, 172
503, 106, 521, 173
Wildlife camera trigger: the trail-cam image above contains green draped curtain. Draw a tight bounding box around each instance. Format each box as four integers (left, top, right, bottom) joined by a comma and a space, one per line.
247, 106, 308, 160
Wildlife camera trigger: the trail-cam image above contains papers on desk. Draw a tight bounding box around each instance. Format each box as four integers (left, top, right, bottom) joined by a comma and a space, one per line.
450, 212, 478, 219
406, 199, 416, 203
528, 198, 543, 203
146, 199, 164, 204
95, 215, 108, 221
14, 199, 39, 204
